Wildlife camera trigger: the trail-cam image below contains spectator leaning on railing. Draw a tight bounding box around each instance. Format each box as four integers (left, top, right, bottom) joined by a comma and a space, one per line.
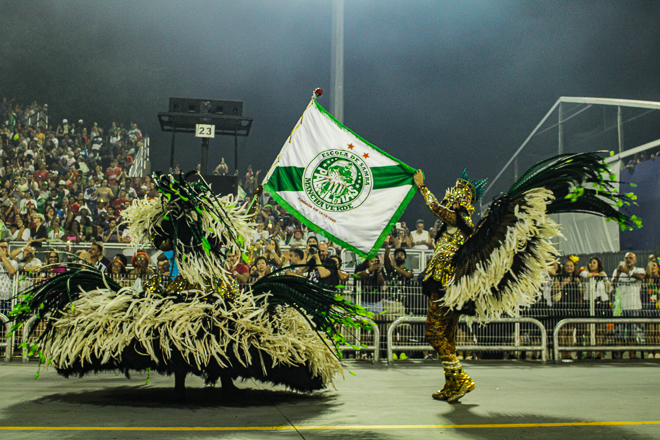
612, 252, 646, 359
283, 247, 306, 277
354, 257, 386, 312
384, 244, 414, 295
287, 228, 306, 248
643, 256, 660, 359
11, 244, 42, 272
552, 256, 584, 360
579, 256, 611, 359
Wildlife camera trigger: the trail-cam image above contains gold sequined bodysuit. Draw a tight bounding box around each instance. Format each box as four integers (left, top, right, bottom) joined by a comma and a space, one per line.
418, 184, 476, 402
418, 185, 474, 286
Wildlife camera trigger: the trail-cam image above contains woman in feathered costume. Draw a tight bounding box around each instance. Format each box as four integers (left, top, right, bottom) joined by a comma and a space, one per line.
414, 152, 640, 403
9, 172, 370, 397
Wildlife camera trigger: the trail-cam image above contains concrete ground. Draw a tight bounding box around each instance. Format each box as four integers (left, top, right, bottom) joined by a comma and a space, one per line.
0, 359, 659, 440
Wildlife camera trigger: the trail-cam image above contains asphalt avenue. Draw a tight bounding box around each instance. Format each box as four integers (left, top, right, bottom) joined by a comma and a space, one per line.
0, 360, 658, 439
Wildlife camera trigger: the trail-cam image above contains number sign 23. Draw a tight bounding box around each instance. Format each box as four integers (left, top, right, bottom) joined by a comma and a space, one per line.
195, 124, 215, 138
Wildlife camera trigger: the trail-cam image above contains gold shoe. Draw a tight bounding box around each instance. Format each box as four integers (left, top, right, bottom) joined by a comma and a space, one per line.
446, 371, 475, 403
432, 373, 453, 401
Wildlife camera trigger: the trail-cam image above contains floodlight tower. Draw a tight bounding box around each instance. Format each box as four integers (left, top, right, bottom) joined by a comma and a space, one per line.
157, 98, 253, 194
331, 0, 344, 123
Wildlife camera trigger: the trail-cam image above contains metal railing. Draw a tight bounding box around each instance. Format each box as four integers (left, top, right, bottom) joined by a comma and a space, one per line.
553, 318, 660, 362
4, 256, 660, 365
26, 110, 48, 129
129, 136, 150, 177
0, 313, 13, 361
338, 317, 380, 363
386, 317, 547, 365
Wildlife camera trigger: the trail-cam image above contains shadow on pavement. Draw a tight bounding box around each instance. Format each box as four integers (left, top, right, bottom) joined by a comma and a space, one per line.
438, 404, 655, 440
19, 384, 340, 409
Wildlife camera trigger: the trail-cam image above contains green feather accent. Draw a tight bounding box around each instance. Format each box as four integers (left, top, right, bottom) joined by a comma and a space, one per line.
9, 263, 122, 347
251, 268, 373, 358
507, 151, 640, 230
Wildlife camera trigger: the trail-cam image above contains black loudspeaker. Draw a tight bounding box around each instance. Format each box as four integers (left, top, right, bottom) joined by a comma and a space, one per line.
191, 175, 238, 196
168, 98, 243, 116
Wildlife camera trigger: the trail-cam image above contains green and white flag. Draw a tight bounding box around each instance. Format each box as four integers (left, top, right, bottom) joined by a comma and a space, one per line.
264, 95, 416, 258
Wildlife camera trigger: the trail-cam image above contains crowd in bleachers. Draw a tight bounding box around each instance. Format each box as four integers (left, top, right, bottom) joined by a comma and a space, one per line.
0, 98, 152, 246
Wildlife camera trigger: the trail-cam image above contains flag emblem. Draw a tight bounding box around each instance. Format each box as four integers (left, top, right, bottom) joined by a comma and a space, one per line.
303, 149, 373, 212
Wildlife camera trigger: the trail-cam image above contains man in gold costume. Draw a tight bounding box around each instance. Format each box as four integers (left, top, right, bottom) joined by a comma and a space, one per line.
410, 153, 642, 402
413, 169, 486, 403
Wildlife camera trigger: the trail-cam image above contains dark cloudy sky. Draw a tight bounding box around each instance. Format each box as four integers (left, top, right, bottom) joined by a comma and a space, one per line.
2, 0, 660, 222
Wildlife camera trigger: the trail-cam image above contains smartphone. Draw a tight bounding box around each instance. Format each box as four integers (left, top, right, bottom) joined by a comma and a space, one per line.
395, 222, 401, 229
287, 226, 294, 231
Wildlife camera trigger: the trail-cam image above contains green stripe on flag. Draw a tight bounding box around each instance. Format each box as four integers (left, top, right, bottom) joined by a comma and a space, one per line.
372, 165, 414, 189
267, 167, 303, 191
268, 165, 412, 192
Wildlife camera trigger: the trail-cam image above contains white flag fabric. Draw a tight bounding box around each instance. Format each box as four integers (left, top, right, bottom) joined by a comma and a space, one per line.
264, 99, 416, 258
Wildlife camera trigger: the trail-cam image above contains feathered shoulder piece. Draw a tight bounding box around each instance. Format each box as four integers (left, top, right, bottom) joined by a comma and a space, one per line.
442, 151, 641, 320
122, 171, 254, 287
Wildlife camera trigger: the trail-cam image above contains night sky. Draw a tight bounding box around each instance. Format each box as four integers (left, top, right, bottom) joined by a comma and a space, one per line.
2, 0, 659, 223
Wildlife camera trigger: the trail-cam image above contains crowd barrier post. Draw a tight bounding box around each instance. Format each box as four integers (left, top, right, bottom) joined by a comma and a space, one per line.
1, 313, 12, 361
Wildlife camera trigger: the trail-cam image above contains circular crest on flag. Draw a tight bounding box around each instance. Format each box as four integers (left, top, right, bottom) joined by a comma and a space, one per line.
303, 149, 373, 212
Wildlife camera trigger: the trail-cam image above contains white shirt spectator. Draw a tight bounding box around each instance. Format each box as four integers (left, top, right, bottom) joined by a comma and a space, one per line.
580, 270, 610, 302
288, 236, 305, 248
411, 230, 430, 249
0, 259, 18, 300
252, 229, 269, 244
612, 267, 645, 310
12, 228, 31, 241
91, 136, 103, 150
18, 256, 42, 272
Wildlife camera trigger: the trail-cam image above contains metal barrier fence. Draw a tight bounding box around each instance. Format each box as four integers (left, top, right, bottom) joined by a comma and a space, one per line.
334, 273, 660, 362
553, 318, 660, 362
338, 318, 380, 363
129, 136, 150, 177
6, 241, 159, 266
386, 317, 548, 365
4, 266, 660, 363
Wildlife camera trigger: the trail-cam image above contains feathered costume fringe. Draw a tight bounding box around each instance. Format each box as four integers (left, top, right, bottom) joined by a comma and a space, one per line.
41, 287, 342, 390
10, 172, 370, 392
443, 189, 560, 319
